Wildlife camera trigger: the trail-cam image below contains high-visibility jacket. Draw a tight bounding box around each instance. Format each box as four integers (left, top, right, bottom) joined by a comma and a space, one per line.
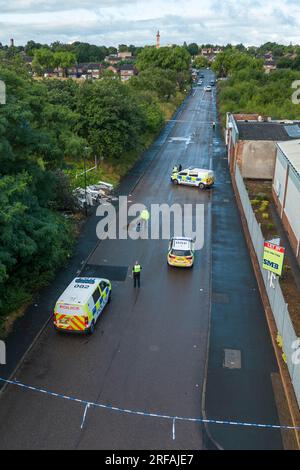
140, 210, 150, 221
133, 264, 142, 274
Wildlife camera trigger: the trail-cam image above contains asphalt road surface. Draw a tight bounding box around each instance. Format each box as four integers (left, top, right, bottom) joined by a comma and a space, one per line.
0, 71, 284, 450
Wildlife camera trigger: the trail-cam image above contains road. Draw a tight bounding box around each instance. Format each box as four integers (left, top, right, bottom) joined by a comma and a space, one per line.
0, 71, 284, 450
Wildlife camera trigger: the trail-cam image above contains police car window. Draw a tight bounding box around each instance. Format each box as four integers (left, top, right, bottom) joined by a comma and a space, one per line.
100, 281, 107, 292
171, 249, 192, 256
179, 172, 188, 176
189, 173, 198, 177
92, 287, 101, 304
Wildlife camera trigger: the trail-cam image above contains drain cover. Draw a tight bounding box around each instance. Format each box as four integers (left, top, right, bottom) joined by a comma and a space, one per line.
223, 349, 241, 369
81, 265, 128, 282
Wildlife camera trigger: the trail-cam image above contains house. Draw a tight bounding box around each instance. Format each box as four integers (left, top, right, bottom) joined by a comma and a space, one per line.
117, 51, 133, 60
105, 54, 120, 65
199, 47, 223, 62
20, 52, 33, 65
264, 60, 277, 73
85, 63, 104, 79
273, 140, 300, 264
119, 64, 137, 81
64, 63, 104, 79
226, 113, 300, 179
106, 65, 119, 75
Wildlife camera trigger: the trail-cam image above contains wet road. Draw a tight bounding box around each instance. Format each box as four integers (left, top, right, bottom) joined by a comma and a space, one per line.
0, 73, 216, 450
0, 71, 285, 450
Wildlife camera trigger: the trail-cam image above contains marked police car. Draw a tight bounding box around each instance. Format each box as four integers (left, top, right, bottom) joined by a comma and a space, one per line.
54, 277, 111, 335
171, 167, 215, 189
167, 237, 195, 268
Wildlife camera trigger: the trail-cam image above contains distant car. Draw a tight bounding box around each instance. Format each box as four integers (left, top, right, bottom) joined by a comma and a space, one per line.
204, 85, 212, 92
199, 73, 204, 78
210, 80, 215, 86
197, 80, 203, 86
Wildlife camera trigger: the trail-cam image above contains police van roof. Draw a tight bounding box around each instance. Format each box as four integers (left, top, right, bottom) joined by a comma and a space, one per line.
57, 278, 103, 305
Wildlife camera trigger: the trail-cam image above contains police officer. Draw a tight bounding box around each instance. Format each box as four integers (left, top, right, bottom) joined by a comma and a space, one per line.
139, 208, 150, 230
178, 163, 182, 172
212, 121, 216, 130
132, 261, 142, 288
172, 164, 178, 173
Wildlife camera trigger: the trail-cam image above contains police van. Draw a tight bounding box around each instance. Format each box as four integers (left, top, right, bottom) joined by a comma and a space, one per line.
54, 277, 111, 335
167, 237, 195, 268
171, 167, 215, 189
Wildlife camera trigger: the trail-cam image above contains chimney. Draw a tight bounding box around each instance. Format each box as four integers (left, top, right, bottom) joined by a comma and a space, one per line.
156, 30, 160, 49
10, 38, 14, 48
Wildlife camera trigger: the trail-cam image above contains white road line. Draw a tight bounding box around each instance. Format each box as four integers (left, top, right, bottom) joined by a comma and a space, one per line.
81, 403, 90, 430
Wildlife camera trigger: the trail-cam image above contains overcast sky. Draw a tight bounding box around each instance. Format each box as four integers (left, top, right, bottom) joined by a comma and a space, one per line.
0, 0, 299, 47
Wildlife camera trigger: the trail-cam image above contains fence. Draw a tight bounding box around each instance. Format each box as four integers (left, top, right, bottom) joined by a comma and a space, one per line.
235, 165, 300, 408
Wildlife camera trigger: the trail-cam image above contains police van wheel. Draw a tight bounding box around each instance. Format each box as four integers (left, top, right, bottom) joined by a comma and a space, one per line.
88, 321, 95, 335
198, 183, 205, 190
173, 180, 178, 185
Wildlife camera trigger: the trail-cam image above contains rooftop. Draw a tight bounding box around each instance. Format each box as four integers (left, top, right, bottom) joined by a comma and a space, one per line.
277, 139, 300, 177
236, 121, 300, 141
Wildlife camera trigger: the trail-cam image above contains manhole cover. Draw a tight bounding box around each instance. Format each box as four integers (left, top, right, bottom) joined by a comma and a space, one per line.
223, 349, 241, 369
81, 265, 128, 282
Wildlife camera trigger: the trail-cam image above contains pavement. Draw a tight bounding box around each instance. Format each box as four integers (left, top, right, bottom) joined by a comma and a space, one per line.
0, 71, 287, 450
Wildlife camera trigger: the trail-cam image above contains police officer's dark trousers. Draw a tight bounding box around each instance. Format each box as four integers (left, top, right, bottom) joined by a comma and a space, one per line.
134, 272, 141, 288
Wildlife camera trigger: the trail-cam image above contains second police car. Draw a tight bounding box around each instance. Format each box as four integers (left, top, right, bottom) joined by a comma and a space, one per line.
167, 237, 195, 268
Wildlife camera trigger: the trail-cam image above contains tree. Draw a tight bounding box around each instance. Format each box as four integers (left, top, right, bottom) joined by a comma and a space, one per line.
32, 48, 54, 75
187, 43, 199, 57
130, 67, 176, 100
136, 46, 191, 73
193, 56, 209, 69
76, 80, 149, 160
277, 57, 294, 69
0, 63, 75, 322
212, 50, 263, 77
53, 51, 76, 76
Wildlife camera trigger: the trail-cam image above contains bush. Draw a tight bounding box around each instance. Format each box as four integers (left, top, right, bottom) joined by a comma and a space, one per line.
259, 200, 269, 212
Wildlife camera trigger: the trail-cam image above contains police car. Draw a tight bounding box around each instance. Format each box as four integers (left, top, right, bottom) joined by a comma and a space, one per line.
171, 167, 215, 189
167, 237, 195, 268
54, 277, 112, 335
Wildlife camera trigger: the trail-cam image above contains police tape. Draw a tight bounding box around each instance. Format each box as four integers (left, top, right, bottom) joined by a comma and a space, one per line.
0, 377, 299, 431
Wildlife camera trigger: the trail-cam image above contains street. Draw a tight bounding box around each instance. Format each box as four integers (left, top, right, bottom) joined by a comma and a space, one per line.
0, 71, 284, 450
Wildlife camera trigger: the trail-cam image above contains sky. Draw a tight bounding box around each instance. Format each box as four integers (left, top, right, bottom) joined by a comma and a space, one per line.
0, 0, 300, 47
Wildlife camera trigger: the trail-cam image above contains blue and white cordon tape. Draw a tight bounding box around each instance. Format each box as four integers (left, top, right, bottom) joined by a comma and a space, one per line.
0, 377, 299, 432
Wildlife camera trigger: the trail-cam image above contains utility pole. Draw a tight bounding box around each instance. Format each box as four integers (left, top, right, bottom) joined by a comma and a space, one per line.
83, 146, 90, 217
